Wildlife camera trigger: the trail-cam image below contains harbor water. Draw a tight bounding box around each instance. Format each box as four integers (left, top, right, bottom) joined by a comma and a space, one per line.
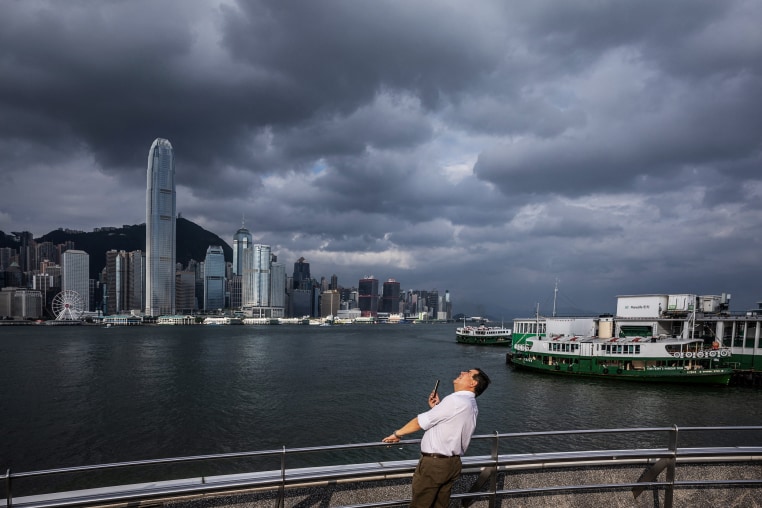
1, 323, 760, 475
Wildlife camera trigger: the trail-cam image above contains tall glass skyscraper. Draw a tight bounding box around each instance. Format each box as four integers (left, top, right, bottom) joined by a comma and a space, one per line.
203, 245, 226, 311
145, 138, 176, 317
242, 244, 272, 308
232, 223, 252, 276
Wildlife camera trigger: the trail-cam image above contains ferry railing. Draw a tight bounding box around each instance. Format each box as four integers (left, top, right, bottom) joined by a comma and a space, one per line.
3, 425, 762, 508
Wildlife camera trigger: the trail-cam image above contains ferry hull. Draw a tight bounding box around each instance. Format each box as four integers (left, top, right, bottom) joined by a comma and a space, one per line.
507, 354, 733, 385
456, 335, 512, 346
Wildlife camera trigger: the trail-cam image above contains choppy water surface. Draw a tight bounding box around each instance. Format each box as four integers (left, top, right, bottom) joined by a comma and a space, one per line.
1, 324, 759, 473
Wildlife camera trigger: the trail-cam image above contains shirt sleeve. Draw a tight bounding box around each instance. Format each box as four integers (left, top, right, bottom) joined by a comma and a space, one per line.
417, 393, 461, 430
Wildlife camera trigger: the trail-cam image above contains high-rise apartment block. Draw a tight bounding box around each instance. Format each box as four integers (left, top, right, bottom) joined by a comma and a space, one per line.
145, 138, 176, 316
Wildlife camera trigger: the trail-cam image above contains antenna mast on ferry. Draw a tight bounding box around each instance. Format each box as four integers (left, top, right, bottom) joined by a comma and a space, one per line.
552, 278, 559, 317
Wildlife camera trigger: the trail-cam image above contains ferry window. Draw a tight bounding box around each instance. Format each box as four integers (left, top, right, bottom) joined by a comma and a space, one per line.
635, 345, 640, 354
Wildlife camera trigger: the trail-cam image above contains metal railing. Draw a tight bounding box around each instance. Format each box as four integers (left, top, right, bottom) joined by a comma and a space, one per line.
3, 425, 762, 508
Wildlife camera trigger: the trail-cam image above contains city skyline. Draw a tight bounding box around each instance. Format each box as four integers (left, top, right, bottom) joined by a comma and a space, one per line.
1, 2, 761, 317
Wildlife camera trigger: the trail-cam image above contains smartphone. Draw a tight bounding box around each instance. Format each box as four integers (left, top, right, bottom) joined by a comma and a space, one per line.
432, 379, 440, 395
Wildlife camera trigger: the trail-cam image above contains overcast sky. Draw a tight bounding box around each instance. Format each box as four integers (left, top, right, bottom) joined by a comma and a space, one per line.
1, 0, 761, 318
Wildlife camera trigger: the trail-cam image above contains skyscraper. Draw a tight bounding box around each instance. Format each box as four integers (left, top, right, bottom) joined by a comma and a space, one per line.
358, 276, 379, 317
381, 278, 401, 314
61, 249, 90, 312
232, 222, 252, 276
203, 245, 226, 311
145, 138, 176, 316
242, 244, 271, 307
292, 257, 311, 290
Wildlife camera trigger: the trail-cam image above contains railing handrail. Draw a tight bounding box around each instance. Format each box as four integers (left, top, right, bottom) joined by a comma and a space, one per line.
3, 425, 762, 508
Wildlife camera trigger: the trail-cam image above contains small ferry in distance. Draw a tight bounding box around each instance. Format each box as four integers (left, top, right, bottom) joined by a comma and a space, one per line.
203, 316, 243, 325
456, 321, 512, 346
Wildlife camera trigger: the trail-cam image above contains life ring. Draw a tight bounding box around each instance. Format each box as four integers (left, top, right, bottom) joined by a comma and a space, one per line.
709, 350, 717, 357
685, 352, 694, 358
603, 367, 609, 374
672, 352, 682, 358
696, 351, 704, 358
720, 350, 730, 357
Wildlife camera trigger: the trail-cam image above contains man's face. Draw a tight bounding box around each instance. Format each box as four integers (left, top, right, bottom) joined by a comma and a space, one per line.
453, 369, 478, 391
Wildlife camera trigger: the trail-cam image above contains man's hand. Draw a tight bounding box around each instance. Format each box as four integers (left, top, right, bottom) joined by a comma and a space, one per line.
428, 392, 440, 408
382, 432, 401, 443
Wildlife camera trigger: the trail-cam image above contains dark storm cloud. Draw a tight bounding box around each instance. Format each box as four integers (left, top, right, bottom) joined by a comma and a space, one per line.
1, 0, 761, 316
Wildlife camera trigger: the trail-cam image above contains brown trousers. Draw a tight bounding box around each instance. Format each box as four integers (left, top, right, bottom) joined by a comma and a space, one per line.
410, 455, 462, 508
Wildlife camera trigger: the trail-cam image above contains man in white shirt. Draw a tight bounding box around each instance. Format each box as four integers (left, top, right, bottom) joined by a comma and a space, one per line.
382, 368, 490, 508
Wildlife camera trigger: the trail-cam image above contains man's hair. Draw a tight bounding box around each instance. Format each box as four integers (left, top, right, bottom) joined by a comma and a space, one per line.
472, 368, 490, 397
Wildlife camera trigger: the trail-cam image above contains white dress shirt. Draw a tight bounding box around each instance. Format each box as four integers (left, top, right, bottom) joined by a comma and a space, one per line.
417, 390, 478, 456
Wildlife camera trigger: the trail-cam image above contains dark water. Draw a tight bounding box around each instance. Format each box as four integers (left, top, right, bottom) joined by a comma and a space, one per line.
1, 323, 760, 474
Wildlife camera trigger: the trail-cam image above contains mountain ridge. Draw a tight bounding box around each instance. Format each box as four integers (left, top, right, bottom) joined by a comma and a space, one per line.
1, 218, 233, 280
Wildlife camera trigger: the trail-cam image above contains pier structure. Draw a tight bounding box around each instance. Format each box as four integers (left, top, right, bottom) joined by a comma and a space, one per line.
4, 425, 761, 508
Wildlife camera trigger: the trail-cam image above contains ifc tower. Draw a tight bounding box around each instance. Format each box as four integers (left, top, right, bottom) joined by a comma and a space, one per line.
145, 138, 176, 317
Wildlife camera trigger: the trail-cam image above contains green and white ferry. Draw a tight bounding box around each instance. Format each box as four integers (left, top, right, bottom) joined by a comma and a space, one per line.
456, 324, 512, 346
508, 292, 762, 385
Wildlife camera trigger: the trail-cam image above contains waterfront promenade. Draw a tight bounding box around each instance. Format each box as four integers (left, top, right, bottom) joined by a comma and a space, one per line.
5, 426, 761, 508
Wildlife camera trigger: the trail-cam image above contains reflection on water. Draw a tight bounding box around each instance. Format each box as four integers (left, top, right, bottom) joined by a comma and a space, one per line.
0, 324, 758, 474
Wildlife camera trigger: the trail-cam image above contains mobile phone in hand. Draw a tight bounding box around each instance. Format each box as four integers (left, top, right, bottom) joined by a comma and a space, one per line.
432, 379, 440, 395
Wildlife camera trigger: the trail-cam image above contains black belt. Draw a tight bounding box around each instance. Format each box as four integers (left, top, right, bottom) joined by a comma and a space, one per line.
421, 452, 459, 458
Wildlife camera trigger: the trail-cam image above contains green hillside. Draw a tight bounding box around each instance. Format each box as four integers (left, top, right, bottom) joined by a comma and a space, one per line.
1, 218, 232, 280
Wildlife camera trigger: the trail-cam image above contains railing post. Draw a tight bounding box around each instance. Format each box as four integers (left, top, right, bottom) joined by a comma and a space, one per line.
276, 446, 286, 508
5, 468, 11, 508
665, 425, 679, 508
488, 431, 499, 508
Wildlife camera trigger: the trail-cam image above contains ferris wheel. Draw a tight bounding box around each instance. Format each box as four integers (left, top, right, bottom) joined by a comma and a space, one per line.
52, 290, 85, 321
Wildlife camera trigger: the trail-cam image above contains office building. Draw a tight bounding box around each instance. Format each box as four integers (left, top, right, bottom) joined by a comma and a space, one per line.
105, 250, 128, 315
145, 138, 176, 316
176, 270, 198, 312
128, 250, 145, 313
203, 245, 226, 311
381, 278, 401, 314
61, 249, 90, 312
270, 262, 286, 309
293, 257, 311, 290
358, 276, 379, 317
232, 223, 252, 276
242, 244, 271, 308
321, 289, 340, 318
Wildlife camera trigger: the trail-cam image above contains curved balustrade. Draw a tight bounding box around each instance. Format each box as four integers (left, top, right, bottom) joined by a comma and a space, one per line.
3, 425, 762, 508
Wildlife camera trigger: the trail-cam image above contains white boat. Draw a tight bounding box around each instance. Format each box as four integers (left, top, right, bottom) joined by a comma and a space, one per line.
456, 324, 512, 346
203, 316, 243, 325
